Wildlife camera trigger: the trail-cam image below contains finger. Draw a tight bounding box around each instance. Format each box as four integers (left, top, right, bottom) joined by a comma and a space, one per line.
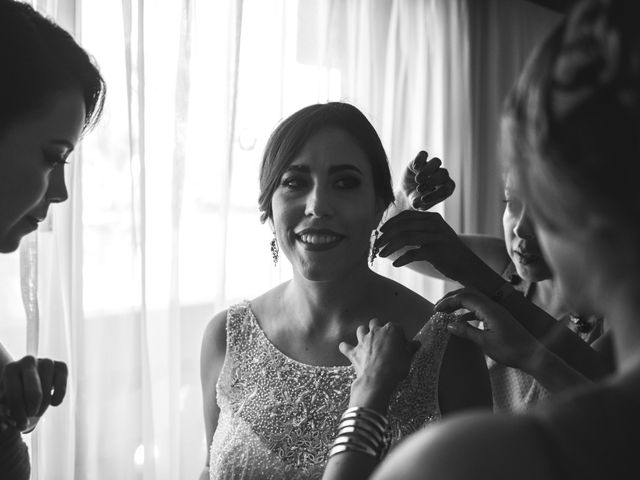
369, 318, 384, 330
356, 325, 369, 344
378, 215, 445, 239
435, 290, 501, 323
456, 311, 477, 324
418, 182, 455, 206
416, 169, 450, 190
409, 151, 429, 173
380, 210, 441, 232
19, 356, 42, 419
3, 362, 28, 429
392, 247, 436, 268
50, 362, 68, 407
447, 320, 486, 346
378, 233, 442, 259
36, 359, 54, 417
338, 341, 354, 359
414, 156, 441, 178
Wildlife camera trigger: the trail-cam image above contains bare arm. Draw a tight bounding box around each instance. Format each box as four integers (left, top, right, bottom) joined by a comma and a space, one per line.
520, 343, 590, 393
322, 320, 419, 480
384, 233, 509, 281
198, 310, 228, 480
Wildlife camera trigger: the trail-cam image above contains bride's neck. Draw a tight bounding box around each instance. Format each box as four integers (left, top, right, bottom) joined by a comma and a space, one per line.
285, 267, 378, 328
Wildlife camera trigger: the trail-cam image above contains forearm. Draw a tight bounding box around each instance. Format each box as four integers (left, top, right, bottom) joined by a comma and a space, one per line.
521, 344, 591, 393
322, 378, 391, 480
499, 291, 613, 379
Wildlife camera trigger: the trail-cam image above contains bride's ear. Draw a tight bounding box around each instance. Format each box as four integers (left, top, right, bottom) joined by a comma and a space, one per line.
267, 217, 275, 233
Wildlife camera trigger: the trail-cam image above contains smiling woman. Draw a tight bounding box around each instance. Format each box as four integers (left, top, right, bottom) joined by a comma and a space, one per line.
199, 102, 492, 480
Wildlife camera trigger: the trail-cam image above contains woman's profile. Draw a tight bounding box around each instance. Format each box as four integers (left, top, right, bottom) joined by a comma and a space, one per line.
0, 1, 105, 478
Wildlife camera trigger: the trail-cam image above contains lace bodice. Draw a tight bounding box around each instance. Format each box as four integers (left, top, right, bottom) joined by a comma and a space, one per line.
209, 302, 452, 479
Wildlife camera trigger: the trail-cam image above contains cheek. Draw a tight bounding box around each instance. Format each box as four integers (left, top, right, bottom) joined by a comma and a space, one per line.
502, 213, 514, 247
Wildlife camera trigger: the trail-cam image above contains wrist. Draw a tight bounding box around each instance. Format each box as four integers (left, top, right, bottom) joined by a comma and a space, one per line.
518, 341, 546, 376
349, 377, 393, 414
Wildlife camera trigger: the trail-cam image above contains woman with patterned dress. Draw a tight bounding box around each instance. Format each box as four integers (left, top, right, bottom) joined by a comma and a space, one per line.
199, 102, 492, 479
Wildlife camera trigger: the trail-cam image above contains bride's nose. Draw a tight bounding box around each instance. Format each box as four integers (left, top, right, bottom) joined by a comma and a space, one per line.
304, 184, 334, 218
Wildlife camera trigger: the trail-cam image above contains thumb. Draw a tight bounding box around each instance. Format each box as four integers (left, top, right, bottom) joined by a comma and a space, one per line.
338, 341, 354, 359
447, 320, 485, 347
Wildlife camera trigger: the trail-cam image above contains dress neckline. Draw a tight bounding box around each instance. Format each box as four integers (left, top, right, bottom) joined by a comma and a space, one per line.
243, 301, 355, 372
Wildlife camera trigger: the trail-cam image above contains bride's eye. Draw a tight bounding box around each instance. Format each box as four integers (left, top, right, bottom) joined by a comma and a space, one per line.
281, 176, 307, 190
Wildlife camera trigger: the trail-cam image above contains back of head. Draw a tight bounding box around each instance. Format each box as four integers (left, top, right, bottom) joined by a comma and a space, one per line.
0, 0, 105, 135
502, 0, 640, 235
258, 102, 394, 223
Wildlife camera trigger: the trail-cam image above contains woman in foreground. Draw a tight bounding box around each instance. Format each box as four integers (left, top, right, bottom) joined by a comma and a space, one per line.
325, 0, 639, 478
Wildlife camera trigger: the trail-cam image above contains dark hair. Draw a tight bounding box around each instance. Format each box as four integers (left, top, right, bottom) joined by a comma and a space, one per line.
502, 0, 640, 232
258, 102, 394, 223
0, 0, 106, 135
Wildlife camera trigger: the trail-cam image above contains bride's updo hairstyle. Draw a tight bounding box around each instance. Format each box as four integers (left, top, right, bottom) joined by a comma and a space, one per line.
502, 0, 640, 239
258, 102, 394, 223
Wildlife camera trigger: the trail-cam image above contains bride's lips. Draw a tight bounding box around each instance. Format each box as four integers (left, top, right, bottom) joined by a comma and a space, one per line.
295, 228, 344, 251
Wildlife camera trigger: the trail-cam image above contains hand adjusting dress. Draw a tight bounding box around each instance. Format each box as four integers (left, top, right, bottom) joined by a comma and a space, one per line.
208, 302, 452, 479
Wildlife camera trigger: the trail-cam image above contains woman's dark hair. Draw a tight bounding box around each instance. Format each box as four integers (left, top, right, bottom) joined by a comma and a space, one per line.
0, 0, 106, 135
502, 0, 640, 232
258, 102, 394, 223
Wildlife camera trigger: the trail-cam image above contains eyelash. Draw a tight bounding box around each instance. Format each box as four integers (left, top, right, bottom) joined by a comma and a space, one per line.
45, 154, 69, 167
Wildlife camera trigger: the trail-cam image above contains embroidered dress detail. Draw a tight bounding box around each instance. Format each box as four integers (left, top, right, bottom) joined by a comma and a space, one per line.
209, 302, 452, 479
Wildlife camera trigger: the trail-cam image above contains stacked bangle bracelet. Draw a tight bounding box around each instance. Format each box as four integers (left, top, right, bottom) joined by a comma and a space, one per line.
329, 406, 389, 459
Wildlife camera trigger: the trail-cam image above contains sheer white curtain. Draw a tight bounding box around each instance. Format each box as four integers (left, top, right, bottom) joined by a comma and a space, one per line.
0, 0, 558, 478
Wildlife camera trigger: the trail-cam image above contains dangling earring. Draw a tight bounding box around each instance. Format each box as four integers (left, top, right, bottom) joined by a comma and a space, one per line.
270, 234, 279, 266
369, 229, 379, 266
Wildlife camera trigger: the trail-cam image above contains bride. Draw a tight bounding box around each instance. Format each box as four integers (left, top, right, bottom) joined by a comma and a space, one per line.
199, 102, 492, 479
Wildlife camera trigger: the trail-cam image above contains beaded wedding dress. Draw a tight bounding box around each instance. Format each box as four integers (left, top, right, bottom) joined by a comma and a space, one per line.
208, 302, 452, 479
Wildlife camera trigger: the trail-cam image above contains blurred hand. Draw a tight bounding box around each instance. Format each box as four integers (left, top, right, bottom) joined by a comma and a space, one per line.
0, 356, 68, 432
340, 319, 419, 409
376, 210, 484, 282
435, 288, 539, 370
400, 151, 455, 210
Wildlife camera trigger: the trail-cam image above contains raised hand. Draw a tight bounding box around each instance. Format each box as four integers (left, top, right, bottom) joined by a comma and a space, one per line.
0, 355, 68, 432
376, 210, 485, 281
435, 288, 539, 371
339, 319, 419, 411
400, 151, 455, 211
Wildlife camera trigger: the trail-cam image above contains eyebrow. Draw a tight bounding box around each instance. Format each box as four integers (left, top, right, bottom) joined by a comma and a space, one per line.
284, 164, 363, 175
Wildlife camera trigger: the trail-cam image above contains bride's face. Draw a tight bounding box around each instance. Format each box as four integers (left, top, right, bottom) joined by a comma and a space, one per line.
270, 127, 383, 282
